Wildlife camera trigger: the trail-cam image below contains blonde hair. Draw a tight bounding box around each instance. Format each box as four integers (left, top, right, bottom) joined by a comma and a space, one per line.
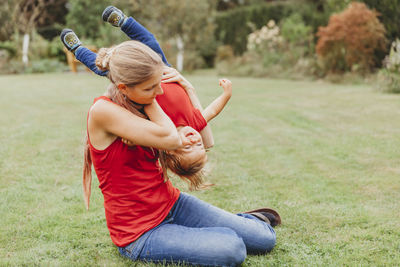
159, 151, 213, 191
96, 40, 164, 87
83, 41, 164, 210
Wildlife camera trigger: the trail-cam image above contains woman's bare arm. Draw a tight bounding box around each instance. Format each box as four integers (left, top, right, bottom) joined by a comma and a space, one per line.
88, 99, 182, 150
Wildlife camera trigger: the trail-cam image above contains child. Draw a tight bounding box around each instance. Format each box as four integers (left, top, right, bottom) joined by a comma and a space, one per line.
60, 6, 232, 190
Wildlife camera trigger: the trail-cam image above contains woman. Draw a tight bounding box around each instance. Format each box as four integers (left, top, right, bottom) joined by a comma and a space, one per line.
78, 40, 278, 266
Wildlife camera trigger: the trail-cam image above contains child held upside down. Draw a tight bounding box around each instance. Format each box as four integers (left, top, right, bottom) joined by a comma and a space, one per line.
61, 6, 232, 190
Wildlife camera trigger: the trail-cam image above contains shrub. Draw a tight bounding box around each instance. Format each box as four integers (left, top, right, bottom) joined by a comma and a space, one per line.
0, 59, 68, 74
377, 39, 400, 93
0, 40, 17, 58
247, 20, 284, 56
215, 2, 293, 54
24, 59, 69, 74
182, 50, 206, 72
216, 45, 234, 63
216, 19, 316, 80
281, 13, 312, 47
316, 2, 387, 74
29, 33, 65, 61
383, 39, 400, 73
361, 0, 400, 43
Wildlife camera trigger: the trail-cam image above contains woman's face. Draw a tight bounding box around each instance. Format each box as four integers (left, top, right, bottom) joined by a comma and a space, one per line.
124, 68, 164, 105
171, 126, 207, 168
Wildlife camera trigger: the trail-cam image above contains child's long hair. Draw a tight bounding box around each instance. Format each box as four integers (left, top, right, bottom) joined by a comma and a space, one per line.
159, 150, 213, 191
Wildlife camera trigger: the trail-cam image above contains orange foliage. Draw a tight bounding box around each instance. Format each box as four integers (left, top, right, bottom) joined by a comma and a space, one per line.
316, 2, 387, 73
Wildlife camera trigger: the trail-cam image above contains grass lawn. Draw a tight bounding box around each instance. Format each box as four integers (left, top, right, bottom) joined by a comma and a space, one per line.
0, 71, 399, 266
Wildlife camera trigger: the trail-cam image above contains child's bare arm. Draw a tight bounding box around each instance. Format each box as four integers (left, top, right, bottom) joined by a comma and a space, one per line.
202, 79, 232, 123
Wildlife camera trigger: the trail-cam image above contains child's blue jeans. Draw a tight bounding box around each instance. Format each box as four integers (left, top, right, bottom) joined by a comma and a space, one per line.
75, 16, 170, 77
118, 193, 276, 266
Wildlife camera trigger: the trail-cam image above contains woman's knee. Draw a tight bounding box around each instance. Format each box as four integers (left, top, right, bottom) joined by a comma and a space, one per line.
264, 231, 276, 252
256, 226, 276, 253
213, 229, 247, 266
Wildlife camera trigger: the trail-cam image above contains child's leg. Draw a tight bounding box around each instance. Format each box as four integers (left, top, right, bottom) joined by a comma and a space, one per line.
75, 47, 109, 77
120, 17, 170, 66
61, 29, 108, 77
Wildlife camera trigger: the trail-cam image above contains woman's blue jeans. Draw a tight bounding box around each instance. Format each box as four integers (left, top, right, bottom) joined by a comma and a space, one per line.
118, 193, 276, 266
75, 16, 170, 77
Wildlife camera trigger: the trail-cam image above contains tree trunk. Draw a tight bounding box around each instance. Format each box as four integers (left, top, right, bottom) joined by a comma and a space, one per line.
176, 35, 184, 72
22, 33, 30, 66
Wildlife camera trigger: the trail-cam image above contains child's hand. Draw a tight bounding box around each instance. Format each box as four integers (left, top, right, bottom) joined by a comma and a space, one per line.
161, 66, 195, 91
219, 78, 232, 97
161, 66, 178, 82
121, 138, 135, 146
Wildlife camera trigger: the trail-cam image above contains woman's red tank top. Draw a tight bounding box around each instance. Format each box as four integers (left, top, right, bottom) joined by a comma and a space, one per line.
87, 96, 180, 247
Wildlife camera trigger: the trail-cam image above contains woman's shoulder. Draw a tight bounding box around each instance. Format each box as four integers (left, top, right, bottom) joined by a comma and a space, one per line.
89, 97, 120, 123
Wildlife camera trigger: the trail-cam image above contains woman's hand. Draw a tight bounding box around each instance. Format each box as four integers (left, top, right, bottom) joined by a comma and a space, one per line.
162, 66, 195, 92
121, 138, 135, 146
219, 78, 232, 97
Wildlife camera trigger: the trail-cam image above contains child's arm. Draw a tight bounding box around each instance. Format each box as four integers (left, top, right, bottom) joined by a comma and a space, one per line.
202, 79, 232, 123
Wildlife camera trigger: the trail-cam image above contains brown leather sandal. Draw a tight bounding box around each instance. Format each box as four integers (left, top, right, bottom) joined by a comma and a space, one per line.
244, 208, 282, 227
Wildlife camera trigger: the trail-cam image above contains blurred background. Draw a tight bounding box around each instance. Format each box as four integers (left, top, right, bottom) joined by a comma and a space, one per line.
0, 0, 399, 92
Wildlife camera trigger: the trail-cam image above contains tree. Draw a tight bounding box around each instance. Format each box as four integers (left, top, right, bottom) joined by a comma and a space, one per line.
125, 0, 215, 71
11, 0, 56, 65
0, 0, 16, 41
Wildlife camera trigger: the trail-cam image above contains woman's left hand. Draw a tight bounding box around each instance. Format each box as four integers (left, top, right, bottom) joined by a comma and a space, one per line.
162, 66, 195, 91
121, 138, 135, 146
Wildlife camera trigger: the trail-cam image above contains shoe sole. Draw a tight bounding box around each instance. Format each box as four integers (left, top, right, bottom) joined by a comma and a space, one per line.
60, 29, 81, 52
102, 6, 114, 22
244, 208, 282, 226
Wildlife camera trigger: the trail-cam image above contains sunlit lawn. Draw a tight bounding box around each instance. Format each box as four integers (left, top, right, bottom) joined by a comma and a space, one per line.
1, 71, 399, 266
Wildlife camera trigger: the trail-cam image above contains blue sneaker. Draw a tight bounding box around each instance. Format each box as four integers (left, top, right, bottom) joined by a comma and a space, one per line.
60, 29, 81, 52
102, 6, 126, 27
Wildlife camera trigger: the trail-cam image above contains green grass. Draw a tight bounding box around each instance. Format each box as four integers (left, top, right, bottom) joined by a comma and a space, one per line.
1, 72, 400, 266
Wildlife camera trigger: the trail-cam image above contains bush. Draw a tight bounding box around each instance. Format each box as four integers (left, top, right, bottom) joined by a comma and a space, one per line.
361, 0, 400, 43
29, 33, 66, 62
215, 2, 293, 54
377, 39, 400, 93
216, 18, 316, 80
316, 2, 388, 74
0, 41, 17, 58
0, 59, 68, 74
216, 45, 234, 63
182, 50, 206, 72
25, 59, 69, 74
377, 70, 400, 93
281, 14, 312, 48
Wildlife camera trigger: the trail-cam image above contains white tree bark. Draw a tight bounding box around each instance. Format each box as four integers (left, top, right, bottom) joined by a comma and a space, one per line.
22, 33, 30, 66
176, 35, 184, 72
